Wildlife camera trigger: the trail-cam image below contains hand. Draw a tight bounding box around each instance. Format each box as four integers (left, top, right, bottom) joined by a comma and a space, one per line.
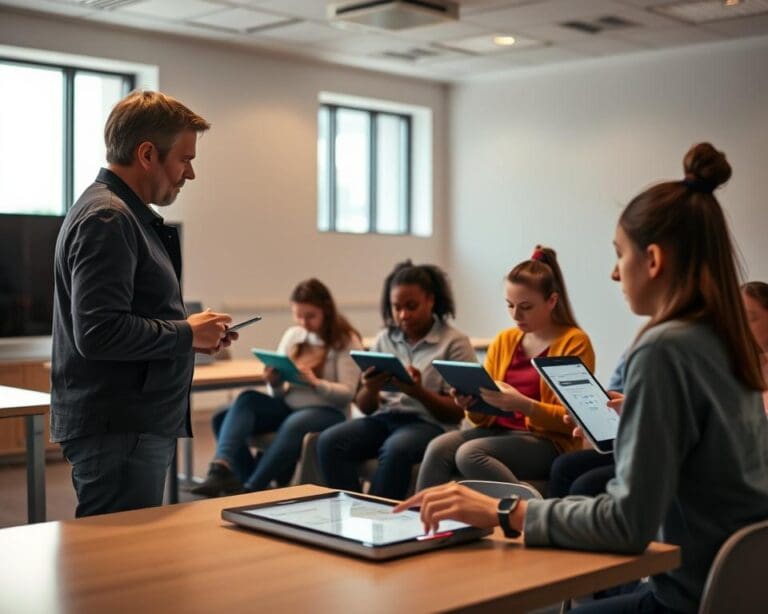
297, 366, 319, 388
361, 367, 391, 392
391, 365, 422, 395
393, 482, 501, 534
450, 387, 476, 410
479, 381, 532, 415
607, 390, 624, 414
188, 309, 232, 353
263, 367, 282, 387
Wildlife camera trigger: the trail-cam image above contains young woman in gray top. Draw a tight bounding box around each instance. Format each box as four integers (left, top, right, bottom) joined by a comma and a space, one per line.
396, 143, 768, 613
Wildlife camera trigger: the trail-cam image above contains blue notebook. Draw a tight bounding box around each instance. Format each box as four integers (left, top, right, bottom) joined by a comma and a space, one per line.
251, 349, 308, 386
350, 350, 414, 392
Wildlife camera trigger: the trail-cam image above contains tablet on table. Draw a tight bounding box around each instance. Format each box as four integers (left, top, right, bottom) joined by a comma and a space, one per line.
431, 360, 506, 416
222, 490, 493, 561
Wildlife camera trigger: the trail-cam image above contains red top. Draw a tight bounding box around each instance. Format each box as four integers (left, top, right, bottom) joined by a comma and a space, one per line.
496, 342, 547, 431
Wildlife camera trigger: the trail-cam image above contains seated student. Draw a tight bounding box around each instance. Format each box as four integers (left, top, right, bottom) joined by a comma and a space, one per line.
742, 281, 768, 413
416, 246, 594, 490
397, 143, 768, 614
317, 260, 476, 500
192, 279, 362, 496
552, 281, 768, 500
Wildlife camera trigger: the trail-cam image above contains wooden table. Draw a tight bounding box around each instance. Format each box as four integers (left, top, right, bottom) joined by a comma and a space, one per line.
0, 385, 50, 523
0, 484, 680, 613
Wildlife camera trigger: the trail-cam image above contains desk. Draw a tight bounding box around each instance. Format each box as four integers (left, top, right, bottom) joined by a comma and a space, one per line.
0, 385, 50, 523
0, 484, 680, 613
168, 360, 267, 503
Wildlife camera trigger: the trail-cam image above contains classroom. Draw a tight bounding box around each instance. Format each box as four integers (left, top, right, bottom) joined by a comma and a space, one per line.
1, 1, 767, 612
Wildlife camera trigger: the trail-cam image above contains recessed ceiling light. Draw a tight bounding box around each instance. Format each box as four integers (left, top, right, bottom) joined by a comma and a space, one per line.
441, 33, 541, 54
493, 35, 516, 47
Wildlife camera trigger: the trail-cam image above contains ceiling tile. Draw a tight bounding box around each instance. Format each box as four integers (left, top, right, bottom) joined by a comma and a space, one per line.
560, 36, 646, 56
696, 14, 768, 37
0, 0, 91, 16
251, 21, 351, 44
122, 0, 219, 20
607, 24, 725, 47
189, 7, 292, 32
466, 0, 630, 29
391, 20, 492, 43
225, 0, 329, 20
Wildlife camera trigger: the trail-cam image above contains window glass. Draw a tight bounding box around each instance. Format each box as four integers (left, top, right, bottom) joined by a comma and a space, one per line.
317, 106, 330, 232
376, 114, 408, 234
334, 108, 370, 234
0, 62, 64, 215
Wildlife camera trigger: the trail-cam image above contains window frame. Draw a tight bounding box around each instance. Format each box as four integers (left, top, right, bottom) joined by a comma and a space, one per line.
0, 56, 135, 213
319, 102, 413, 235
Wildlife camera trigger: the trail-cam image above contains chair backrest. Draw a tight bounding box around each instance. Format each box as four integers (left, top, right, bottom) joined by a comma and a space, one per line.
458, 480, 543, 501
699, 519, 768, 614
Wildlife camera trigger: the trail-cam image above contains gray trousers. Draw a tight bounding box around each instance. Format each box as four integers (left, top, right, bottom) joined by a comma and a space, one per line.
416, 427, 559, 491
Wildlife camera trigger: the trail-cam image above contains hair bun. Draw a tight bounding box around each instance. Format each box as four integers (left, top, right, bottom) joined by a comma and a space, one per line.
683, 143, 732, 191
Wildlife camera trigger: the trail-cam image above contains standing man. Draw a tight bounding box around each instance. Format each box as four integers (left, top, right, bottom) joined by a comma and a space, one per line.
51, 91, 234, 517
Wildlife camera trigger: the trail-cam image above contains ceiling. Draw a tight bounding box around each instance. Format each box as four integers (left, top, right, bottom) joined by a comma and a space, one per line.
2, 0, 767, 82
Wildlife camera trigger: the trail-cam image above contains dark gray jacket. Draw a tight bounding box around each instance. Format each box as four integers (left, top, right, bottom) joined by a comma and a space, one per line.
50, 168, 194, 442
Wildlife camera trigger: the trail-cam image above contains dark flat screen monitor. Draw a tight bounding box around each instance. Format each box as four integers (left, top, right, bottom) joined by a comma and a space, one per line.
0, 214, 64, 338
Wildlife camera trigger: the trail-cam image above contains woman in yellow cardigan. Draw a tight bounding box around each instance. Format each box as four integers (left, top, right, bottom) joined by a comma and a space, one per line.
416, 246, 595, 489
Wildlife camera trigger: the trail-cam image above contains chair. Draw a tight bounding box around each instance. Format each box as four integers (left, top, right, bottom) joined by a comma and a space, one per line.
698, 519, 768, 614
458, 479, 543, 500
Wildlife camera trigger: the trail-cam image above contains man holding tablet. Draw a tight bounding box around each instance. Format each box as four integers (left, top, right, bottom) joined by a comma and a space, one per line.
51, 91, 236, 517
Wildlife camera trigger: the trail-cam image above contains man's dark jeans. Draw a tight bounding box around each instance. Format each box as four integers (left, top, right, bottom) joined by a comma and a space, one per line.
60, 432, 176, 517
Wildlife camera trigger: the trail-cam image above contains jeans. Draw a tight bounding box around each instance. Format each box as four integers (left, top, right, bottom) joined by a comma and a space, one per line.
548, 449, 615, 498
60, 431, 176, 518
317, 413, 444, 500
214, 389, 344, 490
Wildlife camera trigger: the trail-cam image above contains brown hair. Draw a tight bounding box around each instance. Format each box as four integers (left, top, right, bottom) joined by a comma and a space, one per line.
506, 245, 579, 328
290, 279, 360, 352
743, 282, 768, 311
105, 91, 210, 165
620, 142, 764, 391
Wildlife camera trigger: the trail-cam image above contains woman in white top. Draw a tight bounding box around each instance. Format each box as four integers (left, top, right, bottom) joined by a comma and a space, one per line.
192, 279, 362, 496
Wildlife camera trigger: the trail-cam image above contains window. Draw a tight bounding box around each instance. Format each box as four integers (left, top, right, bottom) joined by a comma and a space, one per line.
318, 103, 412, 235
0, 58, 134, 216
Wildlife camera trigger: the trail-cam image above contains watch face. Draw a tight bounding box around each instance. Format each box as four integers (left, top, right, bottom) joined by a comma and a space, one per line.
498, 496, 520, 513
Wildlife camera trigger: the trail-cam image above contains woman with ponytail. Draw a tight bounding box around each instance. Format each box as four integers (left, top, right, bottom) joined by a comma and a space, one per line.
399, 144, 768, 614
317, 260, 476, 500
416, 246, 595, 490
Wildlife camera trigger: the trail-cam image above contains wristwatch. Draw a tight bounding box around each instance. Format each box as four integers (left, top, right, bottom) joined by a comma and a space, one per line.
497, 495, 522, 538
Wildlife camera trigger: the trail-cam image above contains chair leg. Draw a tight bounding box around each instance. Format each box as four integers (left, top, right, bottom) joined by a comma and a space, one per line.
559, 598, 572, 613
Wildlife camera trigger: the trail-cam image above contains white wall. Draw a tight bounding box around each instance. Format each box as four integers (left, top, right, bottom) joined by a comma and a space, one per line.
448, 36, 768, 381
0, 8, 450, 353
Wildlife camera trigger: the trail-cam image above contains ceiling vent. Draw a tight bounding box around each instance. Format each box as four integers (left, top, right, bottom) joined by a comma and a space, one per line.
329, 0, 459, 31
560, 15, 638, 35
378, 47, 443, 61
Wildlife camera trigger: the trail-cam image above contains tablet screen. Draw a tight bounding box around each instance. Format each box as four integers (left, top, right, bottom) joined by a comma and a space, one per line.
537, 361, 619, 442
243, 492, 470, 546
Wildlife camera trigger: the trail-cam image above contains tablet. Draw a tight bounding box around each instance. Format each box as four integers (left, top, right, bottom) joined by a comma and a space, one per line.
251, 349, 307, 386
531, 356, 618, 454
431, 360, 506, 416
350, 350, 414, 391
221, 491, 492, 561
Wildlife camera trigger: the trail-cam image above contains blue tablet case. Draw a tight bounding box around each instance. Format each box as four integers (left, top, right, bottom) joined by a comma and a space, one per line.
431, 360, 506, 416
251, 349, 307, 386
349, 351, 414, 392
